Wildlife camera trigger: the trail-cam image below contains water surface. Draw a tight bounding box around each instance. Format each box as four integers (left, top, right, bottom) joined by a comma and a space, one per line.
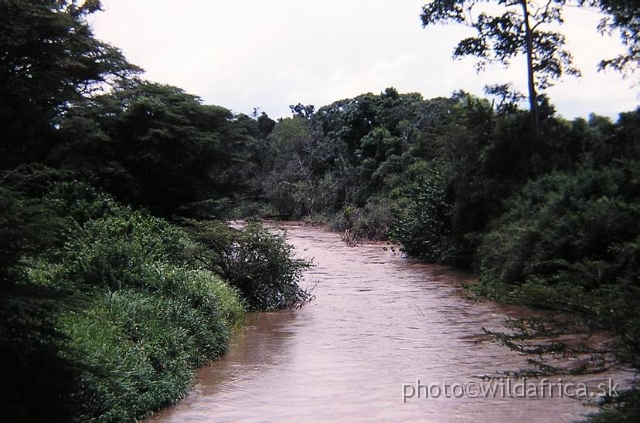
150, 224, 626, 422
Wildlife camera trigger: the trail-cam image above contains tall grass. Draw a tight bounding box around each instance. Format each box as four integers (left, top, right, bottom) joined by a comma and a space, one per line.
53, 208, 247, 421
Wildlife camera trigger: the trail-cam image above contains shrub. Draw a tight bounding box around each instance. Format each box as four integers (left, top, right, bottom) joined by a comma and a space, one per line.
183, 220, 313, 311
329, 197, 393, 241
62, 286, 233, 422
4, 185, 247, 422
55, 218, 245, 421
222, 223, 313, 311
60, 210, 199, 291
390, 160, 456, 262
477, 162, 640, 364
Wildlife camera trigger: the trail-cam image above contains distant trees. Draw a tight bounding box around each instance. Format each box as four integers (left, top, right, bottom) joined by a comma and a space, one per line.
289, 103, 315, 119
1, 1, 267, 218
260, 115, 327, 217
51, 79, 287, 218
55, 81, 249, 216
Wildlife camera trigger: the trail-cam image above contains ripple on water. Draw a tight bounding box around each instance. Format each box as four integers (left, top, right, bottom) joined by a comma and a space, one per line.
148, 225, 631, 423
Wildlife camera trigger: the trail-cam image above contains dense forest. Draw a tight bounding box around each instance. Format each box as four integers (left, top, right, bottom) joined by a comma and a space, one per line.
1, 0, 638, 422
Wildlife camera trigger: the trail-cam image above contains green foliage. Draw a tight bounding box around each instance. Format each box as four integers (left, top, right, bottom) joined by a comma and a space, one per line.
260, 116, 329, 218
54, 81, 253, 216
330, 196, 394, 241
390, 160, 456, 262
479, 163, 639, 289
594, 0, 640, 73
51, 206, 246, 421
64, 291, 207, 422
477, 162, 640, 370
61, 210, 197, 290
63, 271, 243, 422
0, 0, 138, 169
183, 220, 313, 311
223, 223, 312, 311
0, 173, 249, 422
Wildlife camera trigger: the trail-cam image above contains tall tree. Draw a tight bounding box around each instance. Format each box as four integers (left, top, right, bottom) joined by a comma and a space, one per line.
0, 0, 137, 169
420, 0, 580, 139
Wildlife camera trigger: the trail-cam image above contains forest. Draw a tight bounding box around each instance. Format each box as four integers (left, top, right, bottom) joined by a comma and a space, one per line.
0, 0, 638, 422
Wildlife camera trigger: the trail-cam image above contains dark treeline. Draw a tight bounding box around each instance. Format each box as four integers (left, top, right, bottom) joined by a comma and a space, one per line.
1, 0, 639, 422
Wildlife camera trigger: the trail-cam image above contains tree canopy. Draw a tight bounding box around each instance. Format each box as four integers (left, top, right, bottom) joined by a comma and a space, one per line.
0, 0, 138, 168
594, 0, 640, 73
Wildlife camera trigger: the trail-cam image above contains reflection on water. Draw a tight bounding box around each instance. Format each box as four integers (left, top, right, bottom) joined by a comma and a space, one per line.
149, 224, 628, 422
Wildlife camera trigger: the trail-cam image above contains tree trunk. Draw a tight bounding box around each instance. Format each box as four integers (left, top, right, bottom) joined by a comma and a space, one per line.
520, 0, 540, 141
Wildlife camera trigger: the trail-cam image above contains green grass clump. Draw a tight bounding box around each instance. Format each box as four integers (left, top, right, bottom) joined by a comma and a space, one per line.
53, 209, 246, 421
62, 284, 237, 422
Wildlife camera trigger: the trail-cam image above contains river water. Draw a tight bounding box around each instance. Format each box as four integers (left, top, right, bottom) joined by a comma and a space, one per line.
149, 224, 628, 422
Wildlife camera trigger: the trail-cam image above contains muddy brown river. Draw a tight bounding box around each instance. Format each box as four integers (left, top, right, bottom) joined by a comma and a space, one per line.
149, 224, 630, 422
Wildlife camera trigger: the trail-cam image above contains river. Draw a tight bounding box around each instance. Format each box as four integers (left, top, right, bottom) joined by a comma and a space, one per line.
149, 224, 629, 422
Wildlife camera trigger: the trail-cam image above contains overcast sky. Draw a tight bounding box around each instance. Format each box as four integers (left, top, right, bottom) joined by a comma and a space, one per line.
90, 0, 638, 120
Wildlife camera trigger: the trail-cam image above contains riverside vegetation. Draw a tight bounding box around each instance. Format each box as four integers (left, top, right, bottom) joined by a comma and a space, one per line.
1, 1, 639, 422
0, 171, 311, 422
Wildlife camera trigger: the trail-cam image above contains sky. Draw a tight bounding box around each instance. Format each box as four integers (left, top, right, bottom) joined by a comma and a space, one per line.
89, 0, 638, 120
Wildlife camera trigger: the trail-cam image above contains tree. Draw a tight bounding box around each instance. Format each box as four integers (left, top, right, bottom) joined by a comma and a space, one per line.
420, 0, 580, 139
0, 0, 138, 169
289, 103, 315, 119
257, 112, 276, 138
593, 0, 640, 73
55, 81, 246, 216
261, 116, 317, 216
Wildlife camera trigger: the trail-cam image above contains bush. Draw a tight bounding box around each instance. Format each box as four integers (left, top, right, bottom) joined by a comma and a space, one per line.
55, 216, 246, 421
60, 209, 200, 291
329, 197, 393, 241
390, 160, 456, 262
477, 162, 640, 365
183, 220, 313, 311
475, 162, 640, 423
62, 286, 234, 422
